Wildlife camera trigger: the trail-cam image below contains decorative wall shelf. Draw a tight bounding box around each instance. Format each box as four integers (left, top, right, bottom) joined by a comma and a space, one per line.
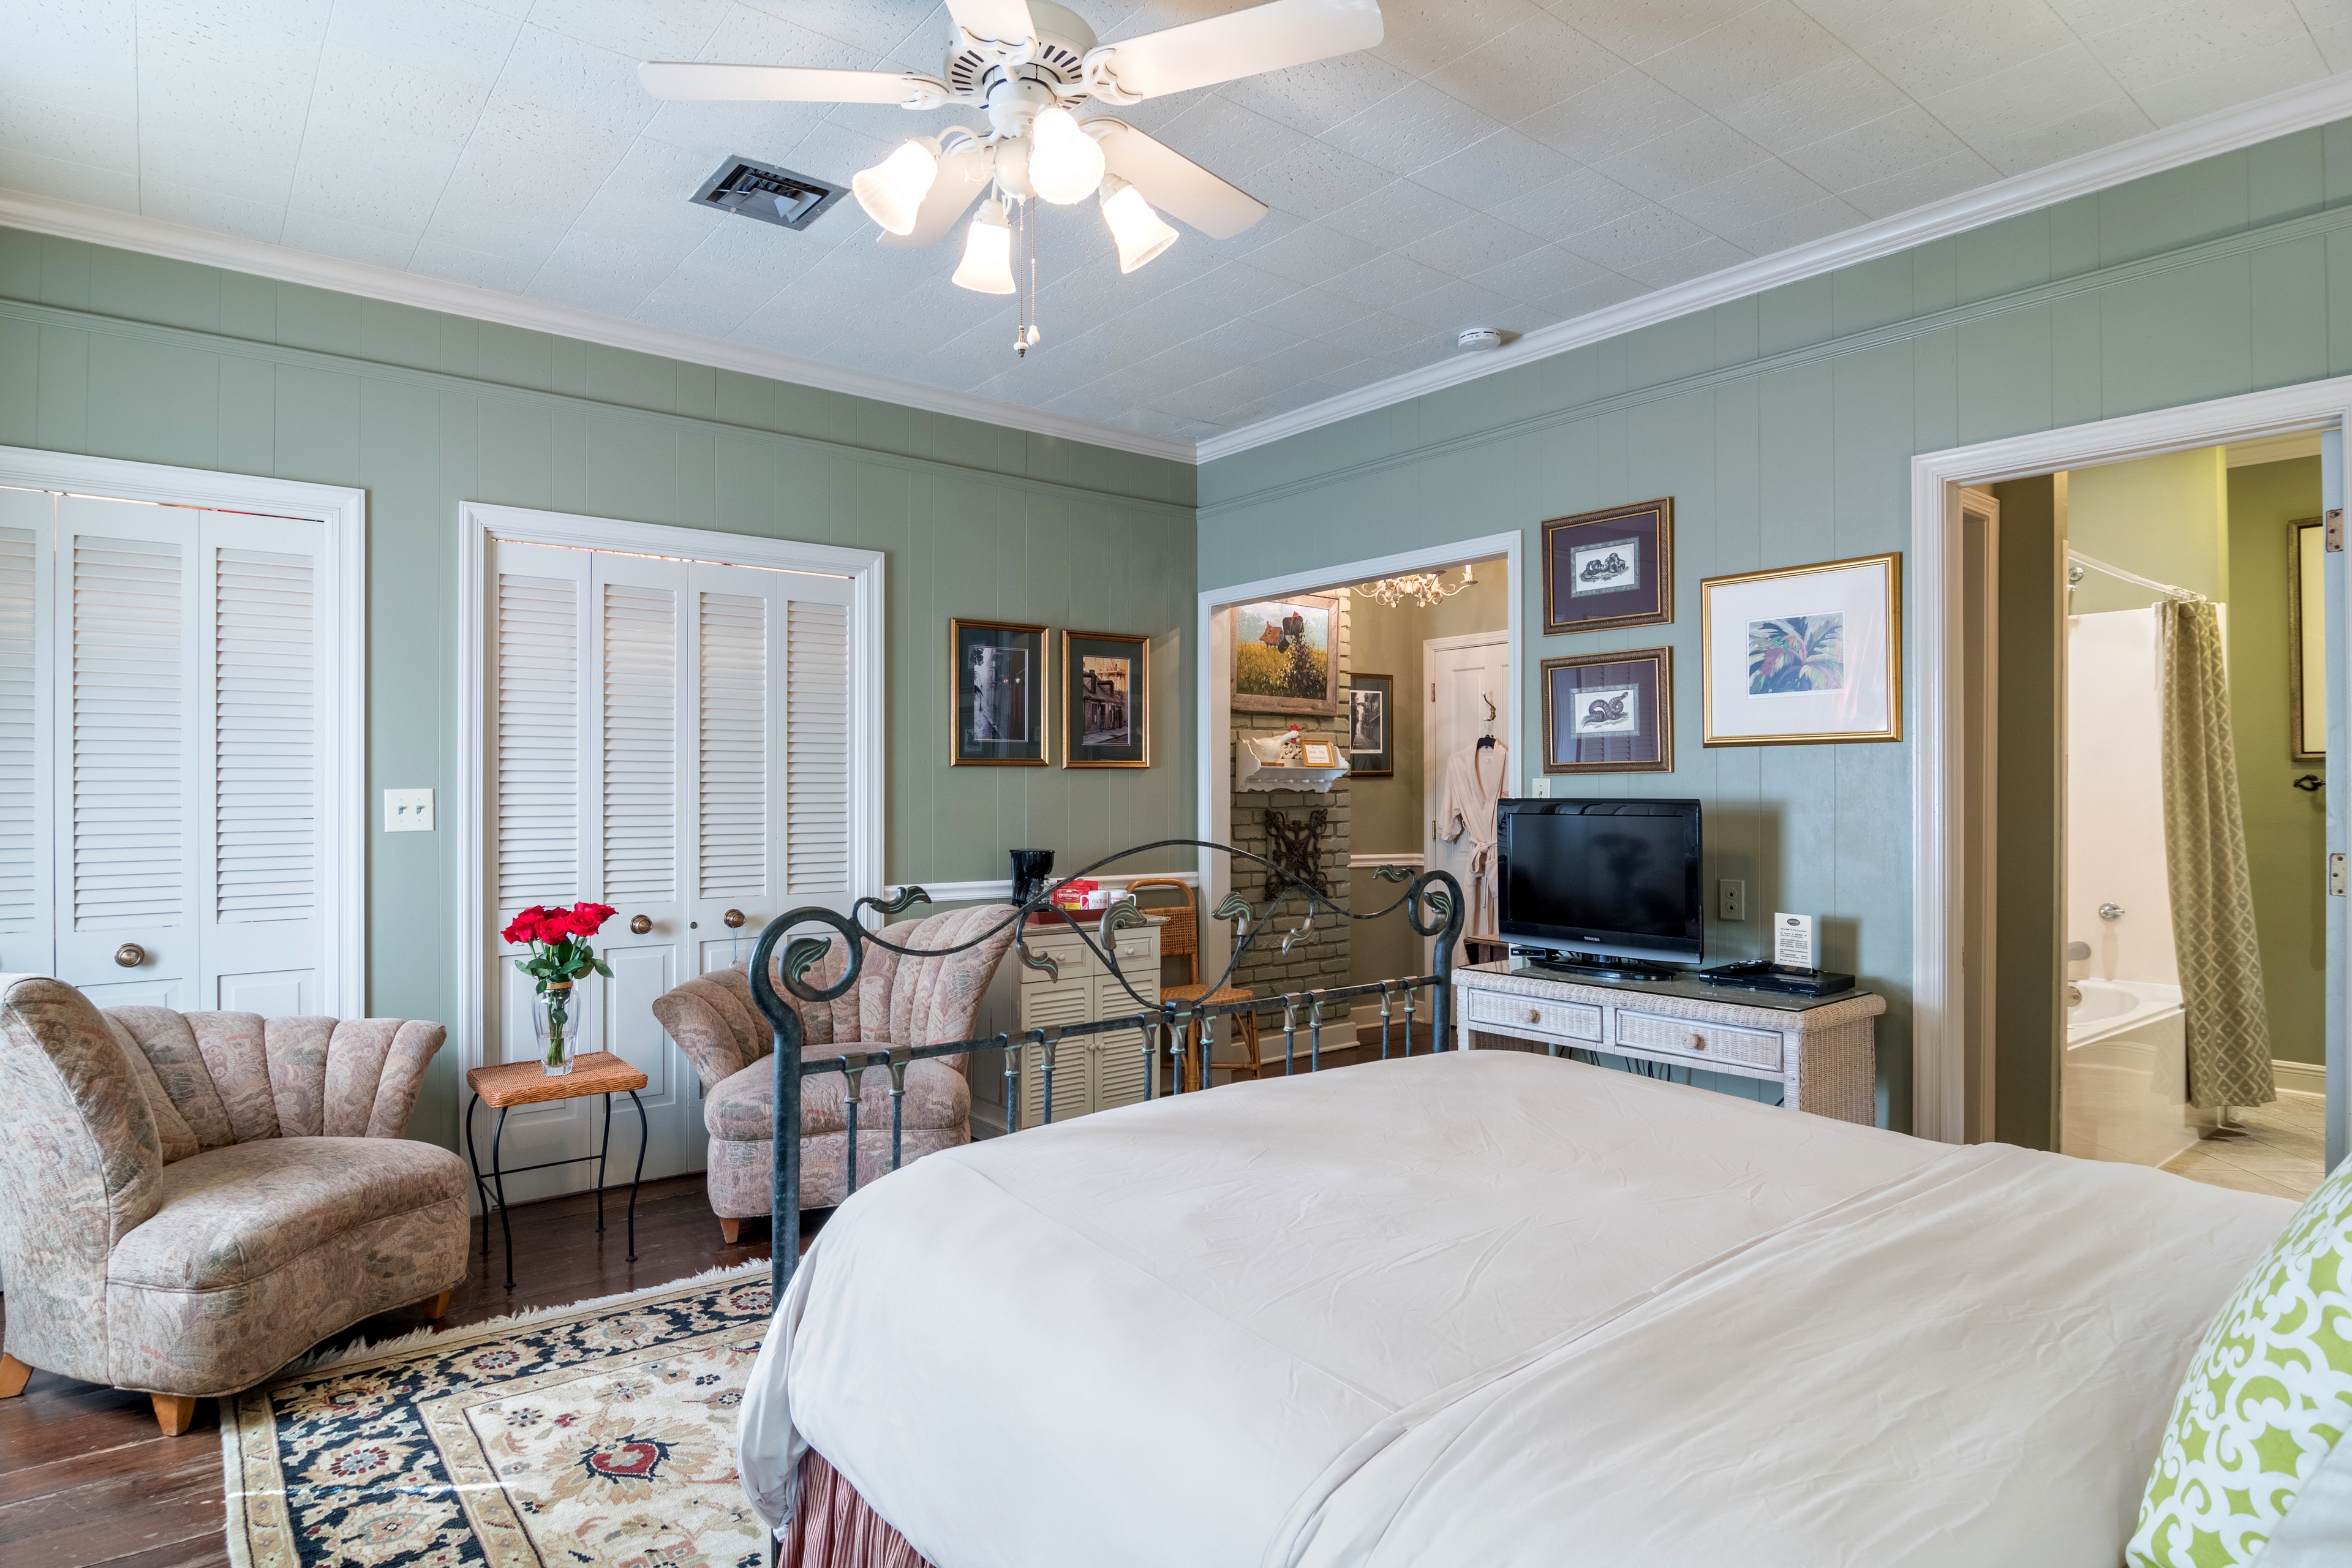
1236, 735, 1349, 793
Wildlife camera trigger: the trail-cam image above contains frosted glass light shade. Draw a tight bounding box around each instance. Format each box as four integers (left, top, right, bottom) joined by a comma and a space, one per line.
852, 140, 938, 235
953, 200, 1016, 293
1099, 175, 1178, 273
1028, 106, 1106, 205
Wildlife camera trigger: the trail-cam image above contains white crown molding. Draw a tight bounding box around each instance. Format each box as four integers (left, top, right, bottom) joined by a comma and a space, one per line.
0, 187, 1194, 467
1196, 70, 2352, 466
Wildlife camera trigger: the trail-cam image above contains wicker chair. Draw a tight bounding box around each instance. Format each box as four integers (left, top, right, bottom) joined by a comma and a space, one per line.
1126, 879, 1264, 1088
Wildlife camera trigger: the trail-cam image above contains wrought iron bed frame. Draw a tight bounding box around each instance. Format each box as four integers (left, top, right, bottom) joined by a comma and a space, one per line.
745, 840, 1466, 1298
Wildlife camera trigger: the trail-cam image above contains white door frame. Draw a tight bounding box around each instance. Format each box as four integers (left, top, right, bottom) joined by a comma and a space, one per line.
1910, 376, 2352, 1145
1195, 530, 1525, 918
0, 445, 366, 1014
454, 502, 886, 1077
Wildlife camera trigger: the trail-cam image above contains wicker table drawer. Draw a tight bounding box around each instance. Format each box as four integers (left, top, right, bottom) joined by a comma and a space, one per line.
1465, 987, 1602, 1042
1613, 1009, 1783, 1071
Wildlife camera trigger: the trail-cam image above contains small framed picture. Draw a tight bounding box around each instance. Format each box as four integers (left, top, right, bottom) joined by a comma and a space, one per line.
1231, 594, 1341, 714
1300, 739, 1339, 768
1062, 630, 1149, 768
1700, 553, 1901, 746
1346, 672, 1394, 776
2290, 516, 2325, 762
951, 618, 1048, 766
1542, 647, 1673, 773
1542, 498, 1673, 635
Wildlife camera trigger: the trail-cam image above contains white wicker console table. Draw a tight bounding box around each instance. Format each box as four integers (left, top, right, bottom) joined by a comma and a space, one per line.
1454, 960, 1883, 1125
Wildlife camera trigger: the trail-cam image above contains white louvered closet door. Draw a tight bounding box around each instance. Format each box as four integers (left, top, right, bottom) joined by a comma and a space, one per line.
486, 540, 858, 1190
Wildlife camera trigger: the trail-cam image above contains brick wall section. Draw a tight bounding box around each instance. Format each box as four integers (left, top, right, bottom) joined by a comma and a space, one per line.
1226, 598, 1351, 1001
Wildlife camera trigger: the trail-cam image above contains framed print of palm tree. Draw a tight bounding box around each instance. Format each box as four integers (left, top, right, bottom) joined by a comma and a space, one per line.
1701, 554, 1901, 745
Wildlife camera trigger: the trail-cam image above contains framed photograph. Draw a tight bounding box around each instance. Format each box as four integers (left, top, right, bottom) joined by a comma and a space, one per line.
2290, 516, 2325, 762
1299, 739, 1340, 768
1542, 647, 1673, 773
1346, 672, 1394, 776
1701, 553, 1901, 746
1542, 497, 1674, 635
1062, 629, 1150, 768
951, 618, 1048, 766
1231, 594, 1341, 714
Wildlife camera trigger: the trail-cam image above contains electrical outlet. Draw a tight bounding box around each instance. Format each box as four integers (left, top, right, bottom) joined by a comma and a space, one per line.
383, 788, 435, 833
1528, 775, 1551, 798
1718, 878, 1747, 921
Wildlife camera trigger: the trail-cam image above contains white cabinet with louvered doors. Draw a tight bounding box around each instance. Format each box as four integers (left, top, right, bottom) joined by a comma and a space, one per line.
483, 535, 861, 1193
0, 482, 344, 1012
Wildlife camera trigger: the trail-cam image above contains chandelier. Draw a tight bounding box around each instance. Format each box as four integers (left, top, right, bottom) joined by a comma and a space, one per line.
1356, 564, 1476, 609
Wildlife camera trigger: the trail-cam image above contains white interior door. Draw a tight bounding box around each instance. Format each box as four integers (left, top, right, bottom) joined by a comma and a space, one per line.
1423, 631, 1510, 964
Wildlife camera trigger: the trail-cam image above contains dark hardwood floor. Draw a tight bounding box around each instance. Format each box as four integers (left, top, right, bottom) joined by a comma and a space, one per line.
0, 1175, 772, 1568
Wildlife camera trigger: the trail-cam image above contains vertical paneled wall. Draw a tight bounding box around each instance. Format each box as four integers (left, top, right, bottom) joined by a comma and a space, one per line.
1199, 123, 2352, 1134
0, 226, 1198, 1152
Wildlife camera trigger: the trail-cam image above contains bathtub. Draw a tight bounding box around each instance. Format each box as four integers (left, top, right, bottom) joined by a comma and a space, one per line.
2060, 978, 2201, 1167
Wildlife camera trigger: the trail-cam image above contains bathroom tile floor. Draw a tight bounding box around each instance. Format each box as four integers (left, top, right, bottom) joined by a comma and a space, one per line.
2160, 1091, 2327, 1200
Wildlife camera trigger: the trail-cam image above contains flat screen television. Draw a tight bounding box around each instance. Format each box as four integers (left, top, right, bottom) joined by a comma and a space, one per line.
1496, 798, 1703, 973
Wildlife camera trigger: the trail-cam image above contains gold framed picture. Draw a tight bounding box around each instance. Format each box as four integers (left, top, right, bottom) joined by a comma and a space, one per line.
1062, 629, 1149, 768
951, 618, 1048, 766
1541, 647, 1673, 773
2289, 515, 2325, 763
1700, 553, 1902, 746
1299, 739, 1339, 767
1542, 497, 1673, 636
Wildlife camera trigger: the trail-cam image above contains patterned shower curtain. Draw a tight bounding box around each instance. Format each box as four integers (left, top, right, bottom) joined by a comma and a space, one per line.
2157, 600, 2277, 1110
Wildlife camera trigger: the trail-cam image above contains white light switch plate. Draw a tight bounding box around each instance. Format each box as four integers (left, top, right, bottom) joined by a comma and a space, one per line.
1528, 775, 1551, 797
383, 788, 435, 832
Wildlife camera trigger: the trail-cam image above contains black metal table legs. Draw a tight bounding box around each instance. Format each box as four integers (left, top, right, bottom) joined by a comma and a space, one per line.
463, 1090, 648, 1291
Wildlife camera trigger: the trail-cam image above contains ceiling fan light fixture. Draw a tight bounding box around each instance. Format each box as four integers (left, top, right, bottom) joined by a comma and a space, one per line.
1027, 105, 1106, 204
852, 138, 939, 235
1098, 174, 1177, 273
952, 198, 1017, 293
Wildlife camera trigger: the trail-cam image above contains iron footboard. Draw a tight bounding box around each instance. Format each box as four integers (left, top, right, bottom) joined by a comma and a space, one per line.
748, 840, 1466, 1301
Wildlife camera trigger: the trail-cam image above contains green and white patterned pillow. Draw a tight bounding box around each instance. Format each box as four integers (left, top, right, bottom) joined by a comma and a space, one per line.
2130, 1158, 2352, 1567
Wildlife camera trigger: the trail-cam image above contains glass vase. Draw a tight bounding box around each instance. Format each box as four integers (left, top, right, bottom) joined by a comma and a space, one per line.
533, 979, 581, 1076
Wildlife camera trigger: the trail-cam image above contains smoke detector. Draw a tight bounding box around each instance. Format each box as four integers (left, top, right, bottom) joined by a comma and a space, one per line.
692, 156, 845, 230
1458, 328, 1504, 352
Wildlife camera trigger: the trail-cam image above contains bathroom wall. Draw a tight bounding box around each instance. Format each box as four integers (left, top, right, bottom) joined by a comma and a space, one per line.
2065, 609, 2178, 986
1992, 474, 2064, 1149
2067, 447, 2230, 611
2226, 456, 2328, 1067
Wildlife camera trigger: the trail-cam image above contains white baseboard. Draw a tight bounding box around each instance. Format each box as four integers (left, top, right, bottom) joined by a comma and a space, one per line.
2274, 1058, 2326, 1096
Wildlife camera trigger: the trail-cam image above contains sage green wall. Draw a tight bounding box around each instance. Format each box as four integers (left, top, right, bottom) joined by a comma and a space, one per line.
1200, 120, 2352, 1132
0, 225, 1198, 1156
1992, 475, 2062, 1149
2227, 456, 2328, 1066
2068, 447, 2229, 611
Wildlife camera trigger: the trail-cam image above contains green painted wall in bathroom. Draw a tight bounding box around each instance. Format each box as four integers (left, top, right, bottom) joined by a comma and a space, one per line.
0, 225, 1199, 1158
2068, 447, 2231, 611
1200, 119, 2352, 1132
2227, 456, 2329, 1068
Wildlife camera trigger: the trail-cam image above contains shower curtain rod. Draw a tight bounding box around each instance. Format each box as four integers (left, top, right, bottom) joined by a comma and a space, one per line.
2065, 548, 2208, 603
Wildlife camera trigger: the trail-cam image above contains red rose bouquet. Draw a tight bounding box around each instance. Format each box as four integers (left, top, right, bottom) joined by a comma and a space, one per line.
505, 901, 616, 1073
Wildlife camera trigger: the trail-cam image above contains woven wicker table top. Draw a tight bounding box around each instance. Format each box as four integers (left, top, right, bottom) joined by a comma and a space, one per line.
466, 1051, 648, 1108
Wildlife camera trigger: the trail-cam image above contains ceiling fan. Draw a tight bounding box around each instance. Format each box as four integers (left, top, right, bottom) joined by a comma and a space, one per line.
641, 0, 1384, 355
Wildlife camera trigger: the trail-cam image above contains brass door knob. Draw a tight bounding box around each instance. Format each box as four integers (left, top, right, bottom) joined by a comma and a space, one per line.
115, 943, 145, 968
629, 914, 652, 935
723, 908, 747, 929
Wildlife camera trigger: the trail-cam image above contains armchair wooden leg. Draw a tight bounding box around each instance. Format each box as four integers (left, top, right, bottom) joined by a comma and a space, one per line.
150, 1393, 198, 1436
420, 1289, 453, 1321
0, 1352, 31, 1398
718, 1217, 743, 1244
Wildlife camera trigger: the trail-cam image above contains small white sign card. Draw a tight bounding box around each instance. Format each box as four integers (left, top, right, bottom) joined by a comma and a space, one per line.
1774, 912, 1815, 969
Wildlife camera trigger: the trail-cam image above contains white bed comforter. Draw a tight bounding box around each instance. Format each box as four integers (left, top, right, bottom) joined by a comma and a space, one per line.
739, 1051, 2291, 1567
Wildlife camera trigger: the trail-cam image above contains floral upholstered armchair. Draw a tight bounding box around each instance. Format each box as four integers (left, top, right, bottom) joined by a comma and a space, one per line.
651, 905, 1022, 1239
0, 976, 469, 1434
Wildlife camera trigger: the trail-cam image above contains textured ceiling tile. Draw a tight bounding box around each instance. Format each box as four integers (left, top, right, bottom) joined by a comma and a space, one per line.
1251, 335, 1367, 381
1420, 13, 1627, 124
1124, 95, 1310, 184
1251, 135, 1425, 219
1621, 235, 1751, 288
1527, 270, 1651, 319
1215, 53, 1421, 139
1658, 157, 1836, 233
282, 121, 462, 233
1513, 68, 1704, 164
1781, 104, 1978, 194
1540, 0, 1764, 64
1713, 192, 1869, 255
527, 260, 658, 316
1373, 0, 1551, 78
1411, 129, 1578, 211
2071, 0, 2312, 93
8, 0, 141, 123
1558, 202, 1712, 270
2130, 36, 2332, 126
1319, 178, 1479, 246
1488, 165, 1653, 243
1836, 145, 2004, 221
527, 0, 733, 61
139, 178, 289, 246
1307, 307, 1442, 358
1959, 94, 2157, 176
1241, 222, 1386, 286
0, 148, 140, 210
1715, 51, 1909, 153
1246, 285, 1375, 339
1384, 275, 1528, 331
1395, 212, 1548, 276
630, 275, 774, 341
1185, 315, 1305, 364
1920, 43, 2149, 169
1790, 0, 1951, 51
0, 93, 138, 176
741, 0, 949, 60
1596, 115, 1773, 203
1326, 80, 1505, 179
1322, 251, 1457, 307
1466, 243, 1615, 304
278, 207, 423, 268
408, 236, 543, 293
1852, 0, 2079, 99
1641, 2, 1852, 105
134, 0, 331, 206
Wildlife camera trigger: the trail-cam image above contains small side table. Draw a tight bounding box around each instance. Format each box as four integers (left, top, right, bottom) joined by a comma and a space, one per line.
464, 1051, 649, 1290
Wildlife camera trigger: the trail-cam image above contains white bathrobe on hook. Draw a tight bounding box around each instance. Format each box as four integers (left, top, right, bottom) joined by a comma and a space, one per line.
1439, 739, 1509, 942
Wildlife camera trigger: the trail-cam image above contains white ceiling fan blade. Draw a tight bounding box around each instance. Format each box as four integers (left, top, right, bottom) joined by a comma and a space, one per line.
878, 144, 994, 248
1090, 0, 1383, 102
639, 62, 937, 105
1093, 121, 1267, 240
945, 0, 1035, 45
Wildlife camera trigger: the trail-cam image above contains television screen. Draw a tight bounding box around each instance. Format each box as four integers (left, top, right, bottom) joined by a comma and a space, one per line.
1497, 799, 1702, 966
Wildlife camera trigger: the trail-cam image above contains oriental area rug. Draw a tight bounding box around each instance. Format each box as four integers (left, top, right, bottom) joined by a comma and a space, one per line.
221, 1264, 774, 1568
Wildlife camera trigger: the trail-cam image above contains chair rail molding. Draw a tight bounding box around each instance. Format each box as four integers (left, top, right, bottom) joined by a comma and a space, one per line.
1909, 375, 2352, 1145
0, 444, 366, 1017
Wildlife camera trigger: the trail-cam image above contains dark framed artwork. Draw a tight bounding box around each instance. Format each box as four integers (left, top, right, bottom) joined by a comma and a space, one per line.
2290, 516, 2325, 762
1346, 672, 1393, 776
1231, 594, 1342, 714
951, 618, 1048, 766
1542, 497, 1674, 635
1063, 629, 1150, 768
1542, 647, 1673, 773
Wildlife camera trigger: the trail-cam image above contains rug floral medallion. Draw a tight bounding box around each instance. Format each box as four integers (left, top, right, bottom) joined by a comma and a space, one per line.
222, 1267, 775, 1568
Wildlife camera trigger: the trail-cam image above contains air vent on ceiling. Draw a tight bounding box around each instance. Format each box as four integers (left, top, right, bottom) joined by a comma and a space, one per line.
692, 157, 845, 231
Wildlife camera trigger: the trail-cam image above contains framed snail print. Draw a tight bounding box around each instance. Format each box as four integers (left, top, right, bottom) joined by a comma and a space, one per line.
1541, 647, 1673, 774
1542, 497, 1673, 635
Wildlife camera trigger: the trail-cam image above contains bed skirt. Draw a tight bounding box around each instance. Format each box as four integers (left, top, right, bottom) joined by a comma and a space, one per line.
779, 1450, 937, 1568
